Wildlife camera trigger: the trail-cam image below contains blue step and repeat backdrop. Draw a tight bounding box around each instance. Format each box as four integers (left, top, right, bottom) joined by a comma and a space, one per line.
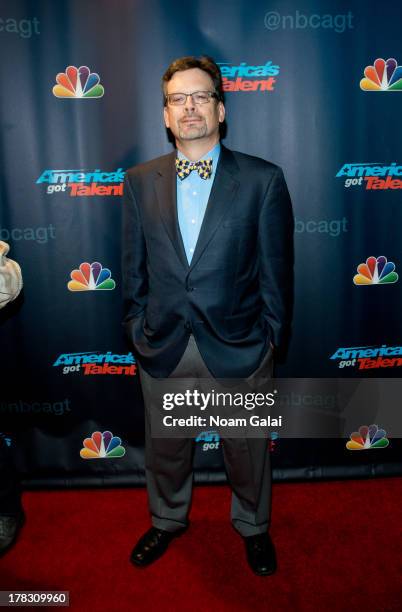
1, 0, 401, 486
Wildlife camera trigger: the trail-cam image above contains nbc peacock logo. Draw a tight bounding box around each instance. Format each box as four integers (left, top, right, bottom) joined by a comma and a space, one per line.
346, 424, 389, 450
53, 65, 104, 98
360, 58, 402, 91
353, 256, 398, 285
80, 431, 126, 459
68, 262, 115, 291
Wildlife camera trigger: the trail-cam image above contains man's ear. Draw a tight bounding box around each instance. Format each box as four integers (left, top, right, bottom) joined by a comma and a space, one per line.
163, 106, 170, 129
218, 101, 225, 124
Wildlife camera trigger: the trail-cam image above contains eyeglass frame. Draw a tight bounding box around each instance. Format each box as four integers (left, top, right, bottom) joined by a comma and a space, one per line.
164, 90, 219, 106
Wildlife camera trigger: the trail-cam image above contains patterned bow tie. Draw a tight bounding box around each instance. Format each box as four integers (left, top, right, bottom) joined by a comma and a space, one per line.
176, 158, 213, 180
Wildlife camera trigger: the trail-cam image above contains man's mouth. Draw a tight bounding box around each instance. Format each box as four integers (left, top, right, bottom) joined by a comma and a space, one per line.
181, 117, 203, 124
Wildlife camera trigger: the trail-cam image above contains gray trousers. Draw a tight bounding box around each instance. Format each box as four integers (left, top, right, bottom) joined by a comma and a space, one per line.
138, 335, 273, 537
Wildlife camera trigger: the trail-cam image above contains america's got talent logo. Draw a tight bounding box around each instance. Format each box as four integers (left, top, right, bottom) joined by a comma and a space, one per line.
36, 168, 124, 197
217, 60, 280, 92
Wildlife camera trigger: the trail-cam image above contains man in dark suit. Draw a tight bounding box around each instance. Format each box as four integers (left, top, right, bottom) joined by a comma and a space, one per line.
122, 56, 293, 575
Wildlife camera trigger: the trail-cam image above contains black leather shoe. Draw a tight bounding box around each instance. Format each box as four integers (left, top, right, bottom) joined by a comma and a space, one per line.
130, 526, 186, 567
0, 512, 24, 557
244, 532, 277, 576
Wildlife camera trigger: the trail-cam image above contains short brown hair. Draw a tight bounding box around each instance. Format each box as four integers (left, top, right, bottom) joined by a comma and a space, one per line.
162, 56, 224, 104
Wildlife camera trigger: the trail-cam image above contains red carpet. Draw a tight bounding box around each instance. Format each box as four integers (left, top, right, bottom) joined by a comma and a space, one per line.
1, 478, 401, 611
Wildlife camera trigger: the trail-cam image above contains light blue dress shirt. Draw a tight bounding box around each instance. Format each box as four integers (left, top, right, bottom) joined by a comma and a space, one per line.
177, 143, 221, 264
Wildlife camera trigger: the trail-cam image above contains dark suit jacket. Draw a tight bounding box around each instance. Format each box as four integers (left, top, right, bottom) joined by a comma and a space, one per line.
122, 145, 294, 378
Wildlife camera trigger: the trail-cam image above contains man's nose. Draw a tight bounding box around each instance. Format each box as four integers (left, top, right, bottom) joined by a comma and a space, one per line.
184, 94, 196, 111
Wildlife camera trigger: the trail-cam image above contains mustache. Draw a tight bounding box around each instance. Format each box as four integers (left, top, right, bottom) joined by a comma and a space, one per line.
179, 115, 204, 121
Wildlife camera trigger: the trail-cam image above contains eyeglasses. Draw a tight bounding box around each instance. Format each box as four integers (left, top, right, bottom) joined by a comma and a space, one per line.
165, 91, 218, 106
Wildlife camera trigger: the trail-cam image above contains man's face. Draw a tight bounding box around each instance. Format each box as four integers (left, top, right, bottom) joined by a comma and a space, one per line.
163, 68, 225, 144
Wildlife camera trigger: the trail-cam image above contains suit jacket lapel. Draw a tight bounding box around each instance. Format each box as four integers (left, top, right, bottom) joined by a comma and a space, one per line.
154, 151, 189, 271
189, 145, 240, 271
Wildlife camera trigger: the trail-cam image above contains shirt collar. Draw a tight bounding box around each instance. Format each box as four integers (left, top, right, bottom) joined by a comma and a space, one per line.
177, 143, 221, 166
